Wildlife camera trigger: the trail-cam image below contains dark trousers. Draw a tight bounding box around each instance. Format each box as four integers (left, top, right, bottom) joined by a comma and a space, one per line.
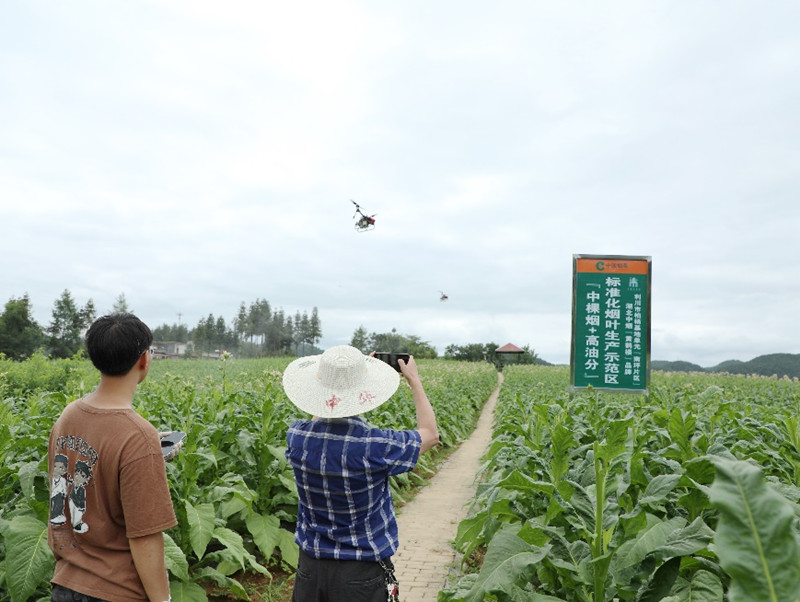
293, 550, 389, 602
51, 585, 107, 602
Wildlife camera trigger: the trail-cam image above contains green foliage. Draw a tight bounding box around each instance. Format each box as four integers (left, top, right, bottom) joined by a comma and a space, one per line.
709, 457, 800, 602
441, 365, 800, 601
1, 355, 496, 600
4, 516, 53, 602
350, 325, 369, 352
444, 342, 499, 363
364, 329, 438, 358
46, 290, 94, 359
444, 342, 546, 368
0, 295, 45, 361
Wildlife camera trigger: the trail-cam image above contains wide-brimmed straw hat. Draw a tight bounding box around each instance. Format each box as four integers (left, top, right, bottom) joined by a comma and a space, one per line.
282, 345, 400, 418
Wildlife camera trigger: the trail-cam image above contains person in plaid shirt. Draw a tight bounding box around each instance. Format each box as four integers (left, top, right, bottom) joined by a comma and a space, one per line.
283, 345, 439, 601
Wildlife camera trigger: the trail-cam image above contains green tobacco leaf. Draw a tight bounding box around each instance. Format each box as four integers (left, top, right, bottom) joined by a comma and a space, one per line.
613, 516, 687, 572
17, 460, 43, 500
602, 417, 632, 461
636, 556, 680, 602
278, 528, 299, 568
212, 527, 246, 571
6, 515, 53, 602
709, 457, 800, 602
668, 409, 697, 461
163, 533, 190, 581
550, 422, 573, 484
185, 500, 215, 560
661, 570, 723, 602
639, 474, 681, 505
245, 512, 281, 559
655, 517, 714, 560
193, 566, 247, 599
462, 528, 550, 602
494, 469, 555, 496
454, 512, 487, 560
169, 579, 208, 602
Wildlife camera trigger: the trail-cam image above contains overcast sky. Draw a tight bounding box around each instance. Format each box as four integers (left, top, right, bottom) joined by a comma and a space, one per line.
2, 1, 799, 367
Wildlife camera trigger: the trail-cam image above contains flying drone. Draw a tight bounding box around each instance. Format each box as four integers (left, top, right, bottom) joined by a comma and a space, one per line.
351, 200, 376, 232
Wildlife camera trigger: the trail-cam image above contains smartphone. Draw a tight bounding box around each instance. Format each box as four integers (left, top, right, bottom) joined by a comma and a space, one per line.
161, 431, 187, 458
374, 352, 411, 372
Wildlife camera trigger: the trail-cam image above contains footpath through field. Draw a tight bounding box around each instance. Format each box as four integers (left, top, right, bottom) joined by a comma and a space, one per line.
393, 372, 503, 601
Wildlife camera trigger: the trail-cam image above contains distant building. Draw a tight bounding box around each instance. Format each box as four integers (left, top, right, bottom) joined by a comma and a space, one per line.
495, 342, 525, 370
151, 341, 188, 358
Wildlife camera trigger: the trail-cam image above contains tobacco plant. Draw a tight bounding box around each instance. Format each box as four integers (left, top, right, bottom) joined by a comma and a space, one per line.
1, 356, 497, 601
441, 366, 800, 601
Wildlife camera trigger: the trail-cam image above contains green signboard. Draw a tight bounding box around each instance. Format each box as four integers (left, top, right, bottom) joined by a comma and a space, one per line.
570, 255, 651, 393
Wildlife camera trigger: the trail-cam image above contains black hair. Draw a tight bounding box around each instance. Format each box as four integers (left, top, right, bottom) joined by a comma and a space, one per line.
85, 313, 152, 376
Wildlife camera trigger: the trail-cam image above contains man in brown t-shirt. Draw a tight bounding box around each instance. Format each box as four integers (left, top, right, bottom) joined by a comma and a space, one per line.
48, 313, 178, 602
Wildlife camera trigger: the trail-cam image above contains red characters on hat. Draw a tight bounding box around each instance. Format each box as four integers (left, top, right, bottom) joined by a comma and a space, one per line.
325, 395, 341, 411
358, 391, 376, 405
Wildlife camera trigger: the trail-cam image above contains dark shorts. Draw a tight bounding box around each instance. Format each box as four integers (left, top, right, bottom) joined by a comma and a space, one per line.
292, 550, 390, 602
51, 585, 107, 602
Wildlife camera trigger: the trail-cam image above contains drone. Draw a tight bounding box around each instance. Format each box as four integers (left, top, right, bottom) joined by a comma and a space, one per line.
438, 291, 449, 302
351, 200, 376, 232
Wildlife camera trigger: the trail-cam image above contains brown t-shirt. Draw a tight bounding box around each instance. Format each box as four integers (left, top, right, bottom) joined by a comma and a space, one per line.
47, 400, 178, 602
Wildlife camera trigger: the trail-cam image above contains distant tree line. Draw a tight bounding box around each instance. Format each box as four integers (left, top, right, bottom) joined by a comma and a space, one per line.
347, 328, 545, 368
0, 290, 124, 360
0, 291, 322, 361
349, 326, 437, 358
153, 299, 322, 358
443, 342, 543, 368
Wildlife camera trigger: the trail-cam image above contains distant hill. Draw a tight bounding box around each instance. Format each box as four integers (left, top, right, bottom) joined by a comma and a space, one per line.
652, 353, 800, 379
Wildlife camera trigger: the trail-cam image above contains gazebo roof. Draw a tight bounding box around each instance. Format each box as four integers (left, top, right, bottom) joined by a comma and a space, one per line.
496, 342, 524, 353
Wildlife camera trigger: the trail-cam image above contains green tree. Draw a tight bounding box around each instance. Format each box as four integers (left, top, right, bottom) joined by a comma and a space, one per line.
234, 302, 248, 346
293, 311, 307, 355
267, 308, 293, 354
248, 298, 271, 351
214, 316, 229, 352
366, 329, 437, 358
0, 294, 44, 360
47, 290, 94, 358
350, 325, 369, 352
152, 323, 189, 343
309, 307, 322, 349
83, 299, 96, 324
405, 335, 438, 359
111, 293, 131, 314
298, 312, 311, 355
444, 343, 498, 362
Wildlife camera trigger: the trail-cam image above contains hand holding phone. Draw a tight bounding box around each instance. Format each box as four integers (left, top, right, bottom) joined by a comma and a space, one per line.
160, 431, 187, 460
373, 352, 411, 373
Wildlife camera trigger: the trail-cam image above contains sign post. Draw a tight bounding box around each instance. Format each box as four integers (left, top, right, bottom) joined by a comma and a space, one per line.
570, 255, 651, 394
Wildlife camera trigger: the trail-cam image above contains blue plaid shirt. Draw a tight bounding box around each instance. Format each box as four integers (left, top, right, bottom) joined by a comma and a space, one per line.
286, 416, 422, 561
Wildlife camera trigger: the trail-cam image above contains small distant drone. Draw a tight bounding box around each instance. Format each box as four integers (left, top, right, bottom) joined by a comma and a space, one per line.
351, 200, 376, 232
438, 291, 449, 302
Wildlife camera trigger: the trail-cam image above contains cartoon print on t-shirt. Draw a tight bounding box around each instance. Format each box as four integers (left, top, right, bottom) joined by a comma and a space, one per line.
49, 453, 69, 525
70, 461, 93, 533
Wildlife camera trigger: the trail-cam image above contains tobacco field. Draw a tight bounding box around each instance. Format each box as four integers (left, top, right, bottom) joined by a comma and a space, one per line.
0, 354, 497, 601
440, 365, 800, 602
4, 355, 800, 601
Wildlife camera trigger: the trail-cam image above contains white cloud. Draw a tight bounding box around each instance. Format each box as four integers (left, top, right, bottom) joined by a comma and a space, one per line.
2, 1, 800, 366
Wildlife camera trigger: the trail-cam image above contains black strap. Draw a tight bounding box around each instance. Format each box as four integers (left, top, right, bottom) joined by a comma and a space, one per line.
379, 558, 400, 601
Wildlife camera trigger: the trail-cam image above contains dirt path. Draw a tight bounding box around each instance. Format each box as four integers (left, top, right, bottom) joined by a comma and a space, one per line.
393, 373, 502, 601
